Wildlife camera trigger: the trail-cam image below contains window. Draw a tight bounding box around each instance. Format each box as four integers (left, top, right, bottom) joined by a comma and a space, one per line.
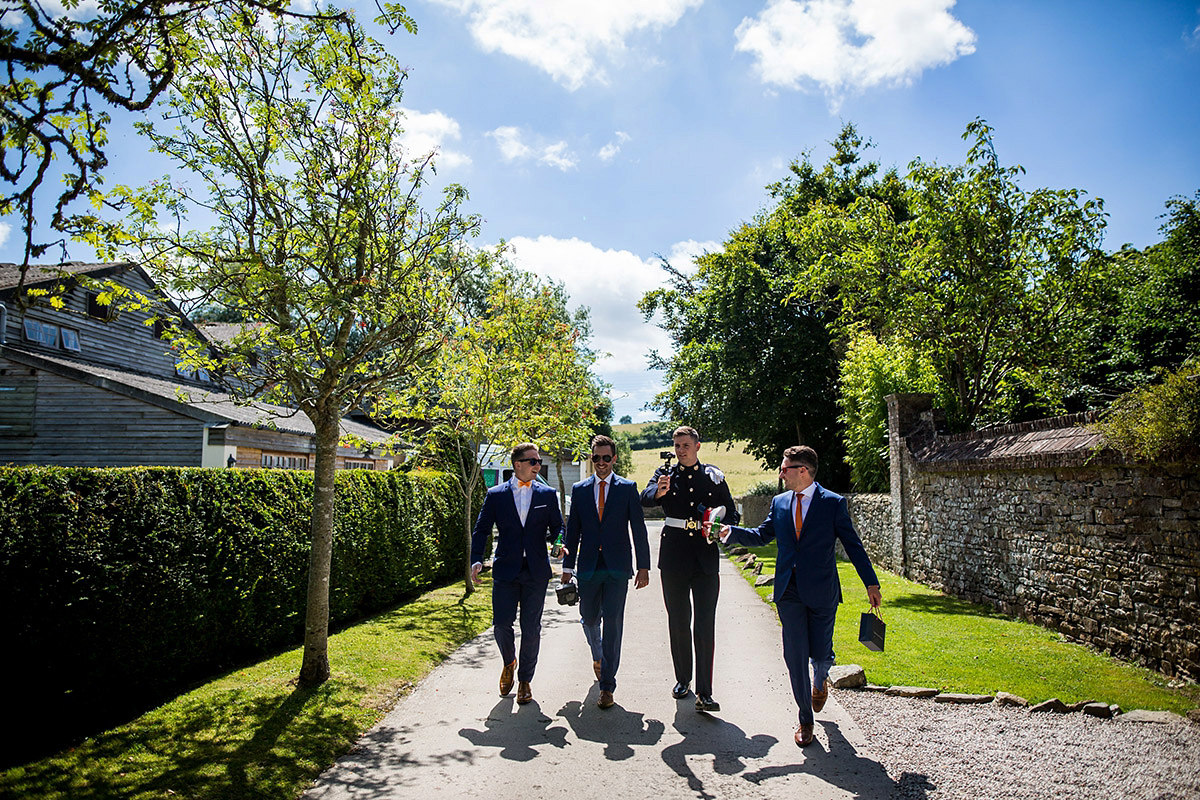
60, 328, 81, 352
87, 292, 112, 321
261, 454, 309, 469
22, 318, 59, 348
344, 460, 375, 470
175, 360, 210, 382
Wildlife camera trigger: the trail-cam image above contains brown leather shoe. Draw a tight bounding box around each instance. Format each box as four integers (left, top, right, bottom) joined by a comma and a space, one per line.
593, 660, 602, 681
499, 660, 516, 696
516, 681, 533, 704
597, 690, 615, 709
795, 723, 814, 747
812, 679, 829, 713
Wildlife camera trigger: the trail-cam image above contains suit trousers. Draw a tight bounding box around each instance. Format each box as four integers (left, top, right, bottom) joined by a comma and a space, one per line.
660, 568, 720, 696
776, 573, 838, 726
492, 563, 548, 682
578, 571, 629, 693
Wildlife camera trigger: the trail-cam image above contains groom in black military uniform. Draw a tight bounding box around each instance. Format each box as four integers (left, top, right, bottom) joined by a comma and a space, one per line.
641, 425, 739, 712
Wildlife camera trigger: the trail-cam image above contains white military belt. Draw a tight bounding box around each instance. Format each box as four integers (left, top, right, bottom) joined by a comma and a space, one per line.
664, 517, 703, 530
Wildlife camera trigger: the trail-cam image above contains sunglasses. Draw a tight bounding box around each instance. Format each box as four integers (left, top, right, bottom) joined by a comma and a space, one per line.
590, 453, 614, 463
780, 464, 807, 473
517, 457, 543, 466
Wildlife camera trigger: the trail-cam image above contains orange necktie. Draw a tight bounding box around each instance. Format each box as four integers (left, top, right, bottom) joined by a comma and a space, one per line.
794, 491, 804, 538
598, 479, 606, 521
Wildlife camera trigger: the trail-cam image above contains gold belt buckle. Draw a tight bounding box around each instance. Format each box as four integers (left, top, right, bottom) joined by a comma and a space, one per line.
684, 519, 699, 530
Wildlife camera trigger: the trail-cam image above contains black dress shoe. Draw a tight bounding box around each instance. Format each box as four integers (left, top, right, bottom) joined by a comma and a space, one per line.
672, 682, 691, 699
695, 695, 720, 712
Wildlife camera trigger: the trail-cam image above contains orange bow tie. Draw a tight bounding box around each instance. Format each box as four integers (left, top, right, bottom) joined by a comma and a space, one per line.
518, 480, 532, 488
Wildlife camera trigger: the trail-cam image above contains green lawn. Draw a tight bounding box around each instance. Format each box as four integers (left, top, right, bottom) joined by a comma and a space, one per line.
729, 546, 1199, 715
626, 441, 777, 496
0, 582, 493, 800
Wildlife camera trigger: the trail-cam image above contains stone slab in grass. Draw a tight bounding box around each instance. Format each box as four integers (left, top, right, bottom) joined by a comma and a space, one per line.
885, 686, 939, 698
995, 691, 1029, 707
829, 664, 866, 689
934, 693, 994, 704
1119, 709, 1187, 724
1030, 698, 1070, 713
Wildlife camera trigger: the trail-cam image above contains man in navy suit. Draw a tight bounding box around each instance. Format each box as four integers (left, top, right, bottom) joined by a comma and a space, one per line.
722, 445, 882, 746
471, 443, 564, 705
562, 434, 651, 709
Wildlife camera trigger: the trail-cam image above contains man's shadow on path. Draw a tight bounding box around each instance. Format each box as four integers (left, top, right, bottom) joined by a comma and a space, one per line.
555, 687, 666, 761
457, 697, 570, 762
659, 703, 777, 800
738, 719, 927, 799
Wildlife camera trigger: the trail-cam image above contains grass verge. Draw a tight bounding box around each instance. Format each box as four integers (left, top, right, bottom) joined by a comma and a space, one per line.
627, 441, 777, 497
0, 581, 492, 800
728, 546, 1199, 715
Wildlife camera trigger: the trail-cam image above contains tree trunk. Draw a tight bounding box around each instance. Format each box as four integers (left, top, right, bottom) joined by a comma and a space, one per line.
298, 414, 340, 687
459, 445, 475, 598
555, 452, 568, 517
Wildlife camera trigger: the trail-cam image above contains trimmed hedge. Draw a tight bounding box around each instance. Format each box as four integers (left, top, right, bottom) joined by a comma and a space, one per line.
0, 466, 467, 750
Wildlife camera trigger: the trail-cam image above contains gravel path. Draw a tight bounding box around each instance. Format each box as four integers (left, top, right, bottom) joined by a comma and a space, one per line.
837, 689, 1200, 800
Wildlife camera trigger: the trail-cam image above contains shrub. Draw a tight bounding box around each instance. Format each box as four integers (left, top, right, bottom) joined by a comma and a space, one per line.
0, 466, 465, 758
1094, 361, 1200, 462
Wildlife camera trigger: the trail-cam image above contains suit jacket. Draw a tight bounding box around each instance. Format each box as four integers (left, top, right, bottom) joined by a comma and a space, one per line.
726, 483, 878, 607
471, 479, 564, 583
564, 475, 651, 581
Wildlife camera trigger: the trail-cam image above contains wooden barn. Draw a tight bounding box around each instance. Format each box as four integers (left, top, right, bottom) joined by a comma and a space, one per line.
0, 262, 396, 470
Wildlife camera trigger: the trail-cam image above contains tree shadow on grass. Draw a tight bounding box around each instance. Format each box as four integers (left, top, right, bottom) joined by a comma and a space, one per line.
2, 683, 365, 799
884, 592, 1007, 619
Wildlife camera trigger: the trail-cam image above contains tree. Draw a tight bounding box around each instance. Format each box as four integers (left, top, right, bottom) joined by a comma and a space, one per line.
837, 330, 944, 491
0, 0, 412, 282
640, 125, 906, 486
619, 415, 633, 425
392, 266, 600, 595
796, 119, 1108, 428
97, 9, 477, 686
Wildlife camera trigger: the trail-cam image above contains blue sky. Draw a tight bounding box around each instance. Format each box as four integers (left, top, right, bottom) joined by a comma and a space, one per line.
3, 1, 1199, 423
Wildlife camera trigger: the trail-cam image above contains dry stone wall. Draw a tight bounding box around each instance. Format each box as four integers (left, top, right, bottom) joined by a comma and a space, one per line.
875, 394, 1200, 681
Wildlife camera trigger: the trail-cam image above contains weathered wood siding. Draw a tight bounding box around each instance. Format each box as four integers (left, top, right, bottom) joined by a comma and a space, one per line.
1, 266, 200, 382
0, 359, 205, 466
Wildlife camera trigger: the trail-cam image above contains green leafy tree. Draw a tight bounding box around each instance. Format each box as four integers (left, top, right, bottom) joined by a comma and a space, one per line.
837, 330, 944, 491
96, 9, 477, 686
392, 266, 600, 595
640, 125, 906, 486
0, 0, 411, 280
1079, 191, 1200, 402
797, 119, 1108, 428
618, 415, 633, 425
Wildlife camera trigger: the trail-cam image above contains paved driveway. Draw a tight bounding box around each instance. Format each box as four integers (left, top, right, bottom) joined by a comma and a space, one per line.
305, 521, 893, 799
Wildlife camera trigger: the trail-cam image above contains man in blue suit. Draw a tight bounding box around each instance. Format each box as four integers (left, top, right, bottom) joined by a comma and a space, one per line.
562, 434, 651, 709
722, 445, 882, 746
471, 443, 564, 706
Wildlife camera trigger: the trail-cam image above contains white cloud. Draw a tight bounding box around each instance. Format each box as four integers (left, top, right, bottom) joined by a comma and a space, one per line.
539, 141, 578, 170
734, 0, 976, 103
0, 221, 10, 249
428, 0, 703, 90
598, 131, 632, 162
488, 126, 533, 161
399, 109, 472, 169
488, 126, 577, 171
666, 238, 719, 269
503, 235, 683, 407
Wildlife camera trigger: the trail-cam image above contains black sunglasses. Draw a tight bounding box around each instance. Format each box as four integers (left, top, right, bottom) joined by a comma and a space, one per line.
590, 453, 614, 463
517, 457, 543, 466
780, 464, 807, 473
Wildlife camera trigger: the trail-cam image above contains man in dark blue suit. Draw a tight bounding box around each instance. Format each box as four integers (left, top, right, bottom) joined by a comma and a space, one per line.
562, 434, 651, 709
471, 443, 564, 705
722, 445, 882, 746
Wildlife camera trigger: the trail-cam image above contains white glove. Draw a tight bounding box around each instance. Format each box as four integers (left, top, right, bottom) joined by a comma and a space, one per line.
705, 465, 726, 484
